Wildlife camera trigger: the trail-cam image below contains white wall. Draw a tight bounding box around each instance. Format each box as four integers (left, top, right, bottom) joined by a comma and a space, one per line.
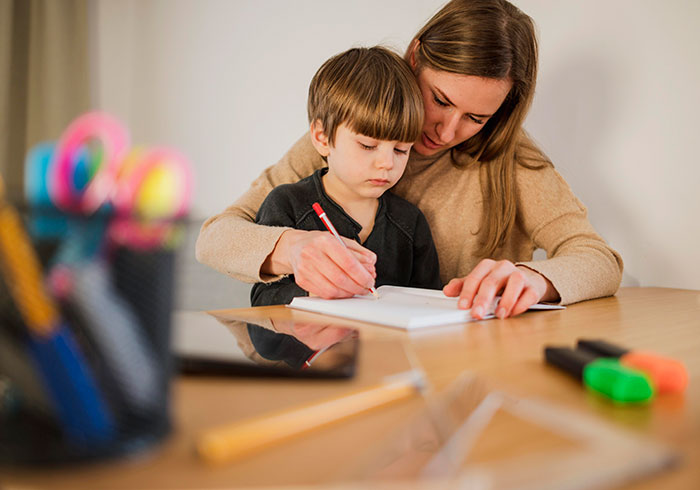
92, 0, 700, 291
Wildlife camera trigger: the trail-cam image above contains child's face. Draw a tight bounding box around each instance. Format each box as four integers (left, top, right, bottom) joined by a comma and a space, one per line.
324, 124, 412, 201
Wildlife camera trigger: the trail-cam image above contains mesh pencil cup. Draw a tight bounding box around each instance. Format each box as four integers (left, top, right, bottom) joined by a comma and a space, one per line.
0, 209, 180, 465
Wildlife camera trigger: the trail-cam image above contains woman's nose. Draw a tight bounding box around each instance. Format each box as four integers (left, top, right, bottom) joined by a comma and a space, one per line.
436, 113, 460, 144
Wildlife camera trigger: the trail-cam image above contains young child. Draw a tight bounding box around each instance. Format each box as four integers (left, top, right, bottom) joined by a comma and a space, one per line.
251, 46, 441, 306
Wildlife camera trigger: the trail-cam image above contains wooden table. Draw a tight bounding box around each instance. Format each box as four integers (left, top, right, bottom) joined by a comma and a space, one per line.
3, 287, 699, 489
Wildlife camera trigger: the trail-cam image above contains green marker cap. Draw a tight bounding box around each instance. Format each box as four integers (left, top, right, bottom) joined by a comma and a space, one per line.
583, 358, 654, 403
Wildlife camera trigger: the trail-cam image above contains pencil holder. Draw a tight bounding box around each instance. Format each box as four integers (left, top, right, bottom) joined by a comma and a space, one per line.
0, 209, 181, 465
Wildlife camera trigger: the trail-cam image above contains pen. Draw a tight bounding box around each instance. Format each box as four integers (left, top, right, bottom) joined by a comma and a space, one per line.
302, 345, 330, 369
197, 369, 425, 465
577, 339, 688, 394
311, 202, 378, 298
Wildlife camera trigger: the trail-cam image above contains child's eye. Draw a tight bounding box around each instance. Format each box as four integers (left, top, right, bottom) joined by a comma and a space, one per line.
394, 148, 409, 155
433, 93, 448, 107
359, 143, 376, 150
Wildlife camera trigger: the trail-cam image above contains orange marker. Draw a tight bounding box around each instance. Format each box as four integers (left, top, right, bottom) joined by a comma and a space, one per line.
577, 339, 688, 394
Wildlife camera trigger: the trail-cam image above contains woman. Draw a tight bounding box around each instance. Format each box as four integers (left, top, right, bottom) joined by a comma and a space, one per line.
196, 0, 623, 319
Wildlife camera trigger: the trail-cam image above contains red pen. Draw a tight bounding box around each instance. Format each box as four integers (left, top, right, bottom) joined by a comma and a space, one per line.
312, 202, 379, 298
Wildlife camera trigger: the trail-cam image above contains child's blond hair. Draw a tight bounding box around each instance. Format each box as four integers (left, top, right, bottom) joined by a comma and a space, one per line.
307, 46, 424, 146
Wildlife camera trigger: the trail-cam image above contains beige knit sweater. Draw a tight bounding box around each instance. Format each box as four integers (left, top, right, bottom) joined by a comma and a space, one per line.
196, 132, 623, 305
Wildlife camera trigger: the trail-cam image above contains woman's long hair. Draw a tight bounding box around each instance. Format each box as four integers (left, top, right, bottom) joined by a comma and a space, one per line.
408, 0, 550, 257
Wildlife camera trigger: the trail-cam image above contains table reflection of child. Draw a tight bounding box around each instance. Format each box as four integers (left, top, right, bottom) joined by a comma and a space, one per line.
248, 320, 356, 371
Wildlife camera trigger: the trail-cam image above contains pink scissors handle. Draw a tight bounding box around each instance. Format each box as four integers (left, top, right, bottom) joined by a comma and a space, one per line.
49, 112, 129, 213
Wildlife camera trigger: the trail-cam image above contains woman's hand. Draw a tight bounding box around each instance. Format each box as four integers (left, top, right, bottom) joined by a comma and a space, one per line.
271, 319, 356, 350
443, 259, 559, 319
263, 229, 376, 298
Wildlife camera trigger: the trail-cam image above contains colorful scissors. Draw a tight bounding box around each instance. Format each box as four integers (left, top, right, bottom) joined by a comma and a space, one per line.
27, 112, 193, 249
48, 112, 130, 214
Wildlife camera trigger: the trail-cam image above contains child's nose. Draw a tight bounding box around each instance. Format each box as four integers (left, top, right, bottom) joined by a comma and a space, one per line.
375, 150, 394, 170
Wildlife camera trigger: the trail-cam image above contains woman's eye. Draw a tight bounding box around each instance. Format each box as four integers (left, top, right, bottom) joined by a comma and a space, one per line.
433, 94, 448, 107
468, 115, 485, 125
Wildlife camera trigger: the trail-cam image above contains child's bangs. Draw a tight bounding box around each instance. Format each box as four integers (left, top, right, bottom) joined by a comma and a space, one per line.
308, 47, 425, 146
343, 84, 423, 144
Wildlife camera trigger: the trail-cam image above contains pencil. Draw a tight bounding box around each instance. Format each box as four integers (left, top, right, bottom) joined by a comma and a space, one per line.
311, 202, 379, 298
197, 369, 425, 465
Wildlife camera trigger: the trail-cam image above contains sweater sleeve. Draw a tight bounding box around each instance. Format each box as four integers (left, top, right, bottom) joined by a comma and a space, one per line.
514, 164, 624, 305
195, 133, 326, 283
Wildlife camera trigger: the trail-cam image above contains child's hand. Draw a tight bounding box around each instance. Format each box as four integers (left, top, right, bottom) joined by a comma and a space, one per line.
443, 259, 559, 319
275, 229, 376, 299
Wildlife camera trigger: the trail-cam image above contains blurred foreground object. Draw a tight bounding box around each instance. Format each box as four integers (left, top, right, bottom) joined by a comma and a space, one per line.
0, 111, 192, 464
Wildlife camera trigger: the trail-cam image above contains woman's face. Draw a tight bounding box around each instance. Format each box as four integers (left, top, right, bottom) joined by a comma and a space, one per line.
411, 65, 513, 156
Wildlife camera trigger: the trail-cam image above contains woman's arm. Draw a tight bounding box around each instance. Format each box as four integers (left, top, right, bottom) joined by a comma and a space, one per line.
513, 164, 624, 304
195, 134, 376, 296
195, 134, 320, 282
445, 143, 623, 319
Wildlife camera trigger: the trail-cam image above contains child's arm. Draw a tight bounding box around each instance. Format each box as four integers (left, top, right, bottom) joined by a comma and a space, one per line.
249, 186, 310, 307
408, 212, 443, 290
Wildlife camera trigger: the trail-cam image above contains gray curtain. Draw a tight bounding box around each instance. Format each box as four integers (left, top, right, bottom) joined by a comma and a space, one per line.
0, 0, 90, 202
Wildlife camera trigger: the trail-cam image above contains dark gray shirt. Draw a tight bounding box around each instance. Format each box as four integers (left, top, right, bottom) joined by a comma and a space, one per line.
251, 168, 441, 306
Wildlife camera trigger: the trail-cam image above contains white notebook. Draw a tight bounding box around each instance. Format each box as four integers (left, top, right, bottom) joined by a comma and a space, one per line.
287, 285, 564, 330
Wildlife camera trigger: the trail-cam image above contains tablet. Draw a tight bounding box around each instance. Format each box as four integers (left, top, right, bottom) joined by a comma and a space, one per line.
171, 310, 358, 379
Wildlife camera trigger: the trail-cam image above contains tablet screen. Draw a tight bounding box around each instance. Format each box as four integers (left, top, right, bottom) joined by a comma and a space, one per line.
171, 311, 358, 378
